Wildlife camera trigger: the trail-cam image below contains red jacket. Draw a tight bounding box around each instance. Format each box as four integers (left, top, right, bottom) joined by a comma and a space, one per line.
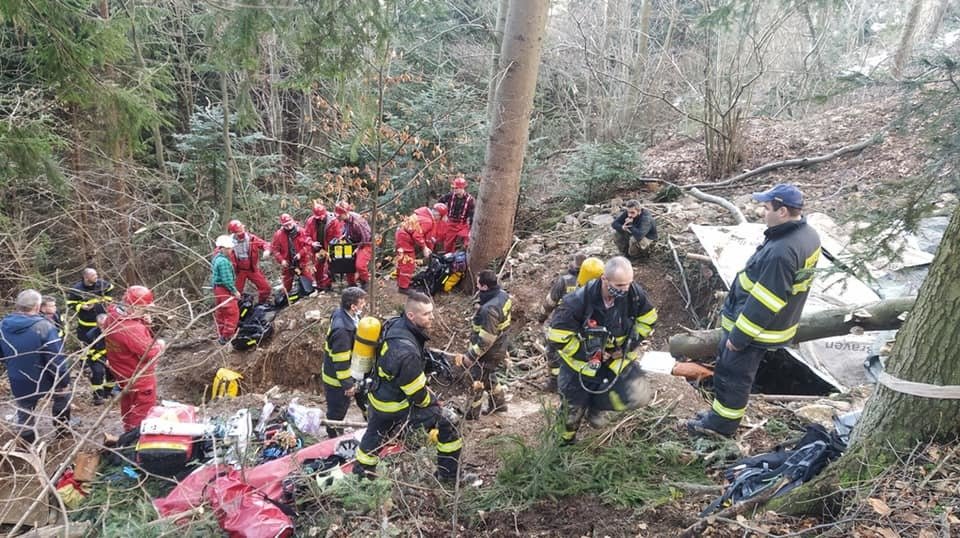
104, 304, 162, 382
271, 225, 313, 266
396, 206, 438, 252
305, 215, 343, 252
230, 232, 270, 272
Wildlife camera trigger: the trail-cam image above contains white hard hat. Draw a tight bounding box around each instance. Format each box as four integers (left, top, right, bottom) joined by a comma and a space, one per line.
215, 234, 235, 249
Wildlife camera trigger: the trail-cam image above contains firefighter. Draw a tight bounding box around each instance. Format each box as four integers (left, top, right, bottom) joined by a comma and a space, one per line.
212, 235, 242, 345
455, 270, 512, 420
536, 255, 604, 391
228, 219, 272, 304
321, 286, 367, 438
66, 268, 115, 403
333, 201, 373, 289
686, 184, 821, 438
305, 201, 343, 292
271, 213, 315, 300
438, 175, 475, 252
611, 199, 658, 260
395, 203, 446, 295
547, 256, 658, 444
1, 289, 71, 443
104, 285, 166, 432
354, 292, 462, 483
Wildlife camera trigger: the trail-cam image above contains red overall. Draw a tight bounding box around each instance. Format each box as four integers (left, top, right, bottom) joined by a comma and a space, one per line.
305, 214, 343, 290
104, 305, 163, 432
438, 191, 474, 252
230, 232, 272, 302
395, 207, 438, 290
271, 225, 315, 292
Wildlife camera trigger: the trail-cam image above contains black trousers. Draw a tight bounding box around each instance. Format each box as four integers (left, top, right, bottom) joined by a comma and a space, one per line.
558, 360, 647, 441
355, 405, 461, 479
323, 382, 351, 438
15, 393, 71, 443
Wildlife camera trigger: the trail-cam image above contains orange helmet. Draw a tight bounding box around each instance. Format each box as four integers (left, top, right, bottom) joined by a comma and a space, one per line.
227, 219, 244, 234
312, 203, 327, 219
452, 176, 467, 189
123, 285, 154, 307
433, 203, 448, 218
334, 201, 351, 216
279, 213, 294, 226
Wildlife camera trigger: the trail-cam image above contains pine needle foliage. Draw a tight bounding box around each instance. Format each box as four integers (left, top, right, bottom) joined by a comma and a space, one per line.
560, 141, 643, 208
466, 406, 709, 513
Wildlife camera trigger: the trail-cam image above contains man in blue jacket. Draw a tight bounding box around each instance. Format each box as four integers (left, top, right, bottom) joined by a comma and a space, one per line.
1, 289, 72, 443
611, 199, 658, 259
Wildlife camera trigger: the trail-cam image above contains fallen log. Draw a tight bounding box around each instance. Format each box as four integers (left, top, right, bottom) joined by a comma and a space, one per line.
669, 296, 915, 359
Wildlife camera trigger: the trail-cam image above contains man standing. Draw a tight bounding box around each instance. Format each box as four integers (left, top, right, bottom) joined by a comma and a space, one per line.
611, 199, 658, 259
547, 257, 658, 444
40, 295, 64, 338
333, 201, 373, 289
104, 285, 166, 432
457, 270, 512, 420
321, 286, 367, 438
395, 203, 446, 295
687, 184, 821, 438
228, 219, 272, 304
212, 235, 242, 345
1, 289, 71, 443
271, 213, 315, 300
354, 292, 462, 483
66, 268, 114, 402
305, 202, 343, 292
438, 175, 475, 252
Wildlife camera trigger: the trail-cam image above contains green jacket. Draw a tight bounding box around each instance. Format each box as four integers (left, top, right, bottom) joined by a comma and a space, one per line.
211, 252, 238, 294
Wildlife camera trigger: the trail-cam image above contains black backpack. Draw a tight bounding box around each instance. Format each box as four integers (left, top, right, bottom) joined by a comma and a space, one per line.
700, 424, 846, 516
233, 302, 276, 351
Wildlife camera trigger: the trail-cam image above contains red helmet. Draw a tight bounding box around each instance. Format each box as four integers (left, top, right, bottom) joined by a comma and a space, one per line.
334, 201, 351, 216
312, 203, 327, 219
433, 203, 448, 218
279, 213, 294, 226
123, 285, 154, 307
452, 176, 467, 189
227, 219, 244, 234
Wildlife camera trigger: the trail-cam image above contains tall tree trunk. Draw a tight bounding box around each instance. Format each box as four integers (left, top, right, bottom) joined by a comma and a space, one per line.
926, 0, 951, 40
892, 0, 924, 79
470, 0, 549, 275
221, 74, 237, 226
850, 204, 960, 449
486, 0, 510, 123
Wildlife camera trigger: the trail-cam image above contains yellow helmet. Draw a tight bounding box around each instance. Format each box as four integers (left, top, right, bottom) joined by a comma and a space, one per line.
577, 257, 604, 286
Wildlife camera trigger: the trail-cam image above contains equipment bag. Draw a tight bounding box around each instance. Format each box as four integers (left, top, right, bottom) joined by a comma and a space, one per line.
328, 239, 356, 275
136, 405, 202, 477
413, 251, 467, 295
233, 304, 276, 351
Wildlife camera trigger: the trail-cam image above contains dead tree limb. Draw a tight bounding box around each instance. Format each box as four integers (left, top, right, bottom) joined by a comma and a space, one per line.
679, 477, 790, 538
685, 134, 882, 191
688, 188, 746, 223
669, 296, 915, 359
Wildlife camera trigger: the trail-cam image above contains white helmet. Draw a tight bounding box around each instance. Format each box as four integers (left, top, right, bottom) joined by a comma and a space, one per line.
215, 234, 235, 249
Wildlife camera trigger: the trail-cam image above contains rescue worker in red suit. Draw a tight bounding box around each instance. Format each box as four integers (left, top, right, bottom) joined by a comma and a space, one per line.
438, 175, 475, 252
305, 202, 343, 292
271, 213, 315, 296
227, 219, 272, 303
333, 201, 373, 288
395, 203, 447, 295
104, 285, 166, 432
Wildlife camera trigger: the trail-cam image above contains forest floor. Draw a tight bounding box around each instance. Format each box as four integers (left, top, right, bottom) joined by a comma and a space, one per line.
6, 95, 958, 536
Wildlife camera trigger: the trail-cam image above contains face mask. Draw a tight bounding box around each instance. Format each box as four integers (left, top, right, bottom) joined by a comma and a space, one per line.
608, 285, 628, 299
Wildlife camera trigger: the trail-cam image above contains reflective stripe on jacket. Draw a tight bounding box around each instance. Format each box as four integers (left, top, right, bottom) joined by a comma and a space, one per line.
721, 218, 821, 350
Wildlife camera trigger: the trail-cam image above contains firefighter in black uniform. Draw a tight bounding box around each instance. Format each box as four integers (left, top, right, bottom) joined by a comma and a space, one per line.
456, 270, 512, 420
66, 268, 116, 404
537, 255, 605, 391
322, 286, 367, 438
354, 291, 462, 482
687, 184, 821, 437
547, 256, 658, 444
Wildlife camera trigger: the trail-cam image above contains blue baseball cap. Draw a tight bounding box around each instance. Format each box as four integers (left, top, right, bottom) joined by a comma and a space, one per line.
752, 184, 804, 208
